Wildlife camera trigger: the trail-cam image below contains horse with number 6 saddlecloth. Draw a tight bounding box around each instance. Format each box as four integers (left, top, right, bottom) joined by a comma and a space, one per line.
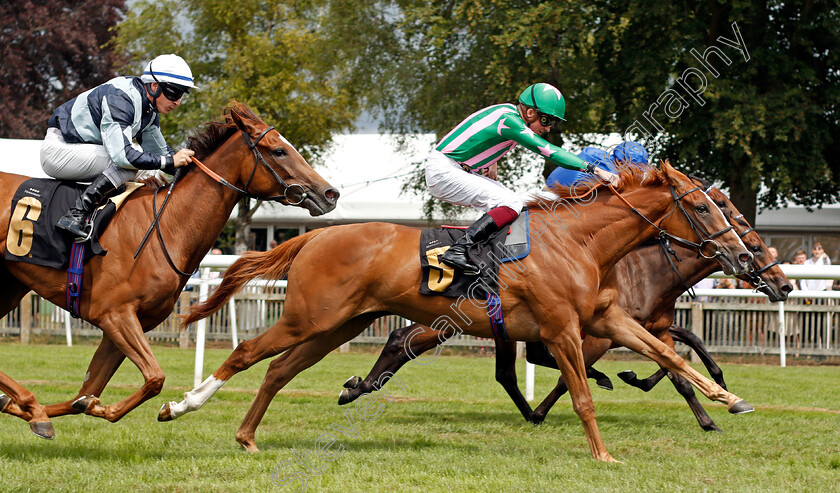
0, 102, 338, 440
162, 161, 756, 463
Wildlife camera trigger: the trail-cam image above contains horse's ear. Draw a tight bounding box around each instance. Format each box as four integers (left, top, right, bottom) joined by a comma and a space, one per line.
660, 160, 690, 189
229, 106, 260, 138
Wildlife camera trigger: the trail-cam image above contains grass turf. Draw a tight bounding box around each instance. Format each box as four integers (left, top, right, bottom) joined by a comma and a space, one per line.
0, 343, 838, 492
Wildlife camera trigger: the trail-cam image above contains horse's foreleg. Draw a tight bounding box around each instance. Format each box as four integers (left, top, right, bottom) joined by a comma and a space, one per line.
591, 307, 752, 413
531, 336, 612, 425
543, 331, 616, 463
666, 372, 721, 432
38, 336, 127, 417
75, 315, 165, 422
0, 371, 54, 439
339, 323, 442, 406
493, 339, 534, 423
668, 325, 727, 389
237, 315, 378, 452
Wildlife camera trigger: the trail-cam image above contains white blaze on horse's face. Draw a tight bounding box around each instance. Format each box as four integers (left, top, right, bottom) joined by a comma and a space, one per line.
277, 132, 300, 156
701, 189, 749, 253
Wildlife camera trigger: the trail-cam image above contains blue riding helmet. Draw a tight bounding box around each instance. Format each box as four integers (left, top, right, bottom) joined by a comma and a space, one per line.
612, 141, 649, 165
545, 147, 615, 188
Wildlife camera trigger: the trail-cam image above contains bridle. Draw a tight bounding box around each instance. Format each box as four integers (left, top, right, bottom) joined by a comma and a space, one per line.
606, 183, 735, 300
608, 183, 734, 260
134, 125, 309, 276
190, 126, 308, 205
731, 214, 775, 291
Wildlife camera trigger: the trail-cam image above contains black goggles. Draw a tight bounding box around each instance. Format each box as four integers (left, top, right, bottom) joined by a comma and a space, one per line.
160, 83, 188, 102
529, 86, 559, 128
537, 112, 560, 128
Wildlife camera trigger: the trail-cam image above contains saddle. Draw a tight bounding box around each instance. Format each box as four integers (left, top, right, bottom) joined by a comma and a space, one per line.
5, 178, 143, 269
419, 210, 531, 299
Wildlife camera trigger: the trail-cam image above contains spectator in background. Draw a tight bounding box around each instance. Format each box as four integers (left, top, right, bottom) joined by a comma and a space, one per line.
767, 246, 779, 262
800, 242, 832, 291
791, 249, 807, 290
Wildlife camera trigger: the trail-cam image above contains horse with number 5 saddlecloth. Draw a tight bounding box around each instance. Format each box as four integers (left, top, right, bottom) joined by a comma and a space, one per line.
163, 161, 756, 463
0, 102, 339, 440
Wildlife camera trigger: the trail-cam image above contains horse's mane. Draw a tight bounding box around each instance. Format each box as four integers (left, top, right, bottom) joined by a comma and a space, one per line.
526, 162, 666, 208
186, 101, 264, 161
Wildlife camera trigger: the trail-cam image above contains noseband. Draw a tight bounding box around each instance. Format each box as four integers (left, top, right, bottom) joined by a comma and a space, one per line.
191, 126, 308, 205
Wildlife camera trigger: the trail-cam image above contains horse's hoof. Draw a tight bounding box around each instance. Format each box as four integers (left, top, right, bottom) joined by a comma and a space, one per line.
71, 395, 98, 414
596, 377, 614, 391
236, 435, 260, 453
728, 399, 754, 414
30, 421, 55, 440
157, 402, 174, 422
0, 393, 10, 412
617, 370, 636, 384
338, 389, 353, 406
703, 424, 723, 433
342, 376, 362, 389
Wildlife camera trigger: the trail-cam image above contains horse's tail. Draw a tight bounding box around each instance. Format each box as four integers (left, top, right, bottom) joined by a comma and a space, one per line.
181, 229, 325, 327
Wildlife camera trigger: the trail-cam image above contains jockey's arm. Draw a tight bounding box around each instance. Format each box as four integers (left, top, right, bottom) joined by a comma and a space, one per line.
501, 120, 588, 171
99, 94, 176, 171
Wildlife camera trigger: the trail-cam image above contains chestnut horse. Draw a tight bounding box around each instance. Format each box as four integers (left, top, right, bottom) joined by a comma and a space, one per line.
0, 102, 338, 439
161, 162, 755, 462
338, 183, 791, 432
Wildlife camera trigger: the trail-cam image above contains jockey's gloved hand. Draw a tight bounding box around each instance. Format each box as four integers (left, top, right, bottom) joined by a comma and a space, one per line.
135, 169, 169, 188
594, 168, 619, 187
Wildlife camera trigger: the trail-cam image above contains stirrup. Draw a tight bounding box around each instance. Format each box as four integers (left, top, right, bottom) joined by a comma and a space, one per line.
74, 224, 94, 243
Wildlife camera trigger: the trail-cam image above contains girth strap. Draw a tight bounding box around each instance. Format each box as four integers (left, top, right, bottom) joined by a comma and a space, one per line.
486, 293, 509, 341
66, 241, 86, 318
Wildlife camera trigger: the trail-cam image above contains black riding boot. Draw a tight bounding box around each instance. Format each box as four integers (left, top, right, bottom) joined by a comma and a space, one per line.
440, 213, 501, 275
56, 174, 120, 239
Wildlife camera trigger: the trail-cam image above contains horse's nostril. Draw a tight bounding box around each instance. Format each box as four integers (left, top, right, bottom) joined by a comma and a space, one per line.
325, 188, 340, 203
738, 252, 754, 265
781, 283, 793, 294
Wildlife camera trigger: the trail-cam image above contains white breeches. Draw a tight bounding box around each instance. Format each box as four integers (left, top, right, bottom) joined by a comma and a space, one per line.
425, 150, 524, 213
40, 128, 136, 186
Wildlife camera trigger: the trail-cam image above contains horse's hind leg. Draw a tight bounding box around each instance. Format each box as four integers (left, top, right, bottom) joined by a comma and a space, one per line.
40, 336, 126, 417
236, 314, 379, 452
0, 371, 54, 439
160, 309, 356, 421
339, 323, 443, 406
72, 312, 166, 422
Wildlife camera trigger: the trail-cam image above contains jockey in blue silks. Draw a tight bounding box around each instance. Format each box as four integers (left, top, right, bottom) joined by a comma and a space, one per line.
544, 141, 649, 188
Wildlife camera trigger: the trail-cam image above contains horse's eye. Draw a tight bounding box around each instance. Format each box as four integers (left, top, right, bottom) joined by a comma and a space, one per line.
716, 201, 726, 208
752, 245, 763, 253
696, 204, 709, 213
272, 148, 287, 157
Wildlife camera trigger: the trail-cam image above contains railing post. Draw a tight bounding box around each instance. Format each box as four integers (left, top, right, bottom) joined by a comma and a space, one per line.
20, 292, 32, 345
194, 268, 210, 387
777, 301, 786, 368
690, 302, 703, 364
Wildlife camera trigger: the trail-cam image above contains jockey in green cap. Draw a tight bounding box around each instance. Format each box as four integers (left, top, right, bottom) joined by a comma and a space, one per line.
426, 82, 619, 274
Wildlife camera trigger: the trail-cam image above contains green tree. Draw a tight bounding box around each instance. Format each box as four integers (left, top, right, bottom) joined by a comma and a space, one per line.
324, 0, 839, 224
113, 0, 361, 251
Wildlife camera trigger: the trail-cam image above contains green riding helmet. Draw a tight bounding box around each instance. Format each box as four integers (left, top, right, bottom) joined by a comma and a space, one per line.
517, 83, 567, 121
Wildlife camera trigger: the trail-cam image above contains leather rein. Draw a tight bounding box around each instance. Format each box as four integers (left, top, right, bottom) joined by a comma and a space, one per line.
134, 126, 306, 276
